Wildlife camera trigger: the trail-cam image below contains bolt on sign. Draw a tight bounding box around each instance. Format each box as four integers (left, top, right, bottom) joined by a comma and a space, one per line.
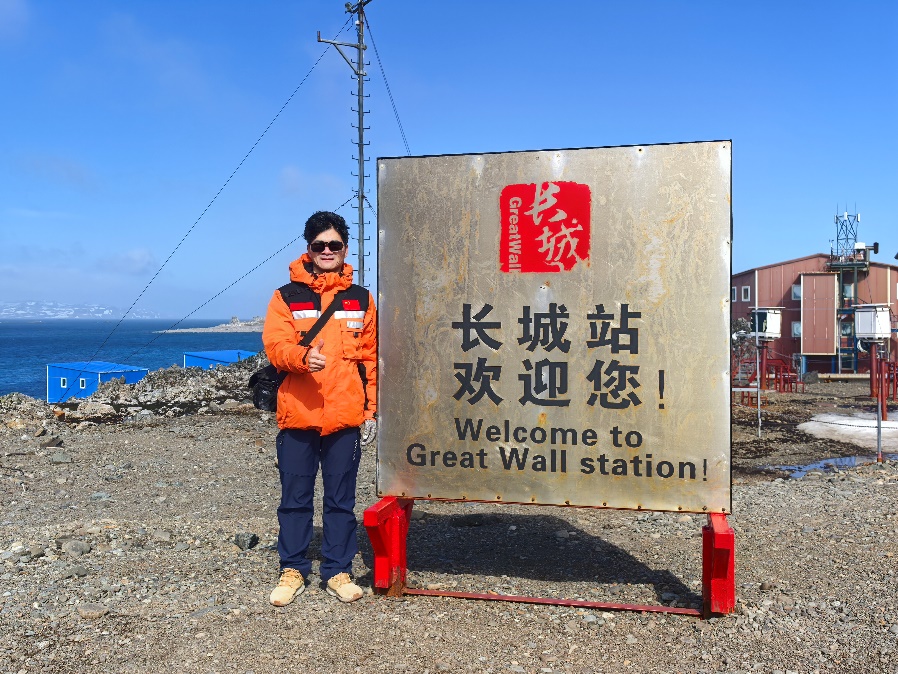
376, 141, 732, 513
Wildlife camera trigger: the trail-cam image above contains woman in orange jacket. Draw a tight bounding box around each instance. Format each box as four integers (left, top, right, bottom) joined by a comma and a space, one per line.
262, 211, 376, 606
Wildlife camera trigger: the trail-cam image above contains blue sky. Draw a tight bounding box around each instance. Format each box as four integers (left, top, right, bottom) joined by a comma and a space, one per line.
1, 0, 896, 319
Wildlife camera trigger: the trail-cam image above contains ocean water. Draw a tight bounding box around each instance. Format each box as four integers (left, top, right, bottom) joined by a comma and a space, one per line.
0, 319, 264, 400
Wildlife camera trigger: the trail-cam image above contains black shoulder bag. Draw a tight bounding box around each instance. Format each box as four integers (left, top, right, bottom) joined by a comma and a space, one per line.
249, 289, 352, 412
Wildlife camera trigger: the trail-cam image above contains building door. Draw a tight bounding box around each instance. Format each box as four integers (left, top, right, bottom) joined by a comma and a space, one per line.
800, 273, 838, 358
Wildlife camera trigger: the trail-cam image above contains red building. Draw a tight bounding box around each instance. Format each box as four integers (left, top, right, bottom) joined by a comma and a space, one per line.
732, 252, 898, 374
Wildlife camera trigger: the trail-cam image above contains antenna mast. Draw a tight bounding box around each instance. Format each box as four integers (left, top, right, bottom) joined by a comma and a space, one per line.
318, 1, 372, 287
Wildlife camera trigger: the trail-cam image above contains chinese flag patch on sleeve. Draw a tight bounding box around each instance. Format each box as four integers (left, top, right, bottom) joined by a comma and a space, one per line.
342, 299, 362, 311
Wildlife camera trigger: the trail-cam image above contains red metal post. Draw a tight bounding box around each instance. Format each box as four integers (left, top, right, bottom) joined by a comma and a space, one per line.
888, 361, 894, 401
871, 346, 878, 398
881, 361, 889, 422
759, 344, 768, 391
702, 513, 736, 617
886, 361, 893, 401
892, 361, 898, 400
891, 361, 898, 402
363, 496, 413, 596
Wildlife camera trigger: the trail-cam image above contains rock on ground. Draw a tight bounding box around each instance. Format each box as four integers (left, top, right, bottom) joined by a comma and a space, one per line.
0, 376, 895, 672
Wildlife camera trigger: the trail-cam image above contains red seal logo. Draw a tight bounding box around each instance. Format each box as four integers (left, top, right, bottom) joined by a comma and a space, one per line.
499, 181, 591, 273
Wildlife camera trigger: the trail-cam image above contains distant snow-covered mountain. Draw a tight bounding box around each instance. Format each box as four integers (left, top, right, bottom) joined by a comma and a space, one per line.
0, 301, 160, 319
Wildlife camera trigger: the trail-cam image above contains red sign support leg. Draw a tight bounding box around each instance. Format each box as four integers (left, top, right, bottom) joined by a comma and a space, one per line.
363, 495, 413, 596
702, 513, 736, 617
365, 497, 737, 618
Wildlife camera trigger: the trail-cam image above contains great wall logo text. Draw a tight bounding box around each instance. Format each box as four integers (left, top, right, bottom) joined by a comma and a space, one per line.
499, 181, 591, 273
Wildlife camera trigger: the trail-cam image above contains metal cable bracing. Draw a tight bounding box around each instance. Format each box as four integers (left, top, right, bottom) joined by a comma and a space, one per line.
740, 408, 896, 430
54, 18, 353, 401
124, 194, 357, 362
363, 193, 376, 217
364, 15, 410, 155
801, 418, 895, 429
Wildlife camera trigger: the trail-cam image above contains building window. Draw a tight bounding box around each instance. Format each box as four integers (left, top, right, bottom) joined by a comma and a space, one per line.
841, 321, 854, 337
843, 284, 854, 299
791, 321, 801, 338
731, 287, 737, 302
791, 284, 801, 301
60, 377, 67, 389
79, 378, 87, 389
741, 286, 751, 302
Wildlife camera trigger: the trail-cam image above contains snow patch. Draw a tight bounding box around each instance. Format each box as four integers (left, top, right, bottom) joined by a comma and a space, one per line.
798, 412, 898, 451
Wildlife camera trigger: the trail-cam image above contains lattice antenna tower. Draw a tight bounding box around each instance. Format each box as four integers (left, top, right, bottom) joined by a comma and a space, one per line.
318, 0, 373, 287
832, 206, 860, 259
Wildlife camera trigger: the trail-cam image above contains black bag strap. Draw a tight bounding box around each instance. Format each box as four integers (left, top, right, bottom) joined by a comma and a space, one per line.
298, 289, 352, 347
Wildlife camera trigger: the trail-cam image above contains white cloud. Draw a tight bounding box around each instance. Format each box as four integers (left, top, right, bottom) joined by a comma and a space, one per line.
0, 246, 158, 305
0, 262, 135, 308
280, 165, 346, 199
0, 242, 87, 265
5, 207, 73, 219
102, 13, 208, 99
95, 248, 157, 276
18, 154, 96, 190
0, 0, 28, 43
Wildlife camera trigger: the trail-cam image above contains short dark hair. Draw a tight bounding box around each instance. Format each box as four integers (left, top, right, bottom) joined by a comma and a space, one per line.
304, 211, 349, 245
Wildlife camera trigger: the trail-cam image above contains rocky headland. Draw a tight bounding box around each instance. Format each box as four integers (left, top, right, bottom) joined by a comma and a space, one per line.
158, 316, 263, 334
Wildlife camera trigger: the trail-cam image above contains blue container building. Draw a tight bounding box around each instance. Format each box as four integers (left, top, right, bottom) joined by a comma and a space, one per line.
183, 350, 257, 369
47, 362, 149, 404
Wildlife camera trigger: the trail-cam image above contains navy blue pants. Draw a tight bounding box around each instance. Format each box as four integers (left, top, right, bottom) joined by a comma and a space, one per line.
276, 426, 361, 582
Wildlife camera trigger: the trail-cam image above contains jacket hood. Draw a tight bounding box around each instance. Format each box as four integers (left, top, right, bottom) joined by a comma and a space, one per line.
288, 253, 353, 293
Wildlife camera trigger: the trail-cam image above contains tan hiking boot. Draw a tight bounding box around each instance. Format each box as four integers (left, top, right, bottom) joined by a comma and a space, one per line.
326, 572, 363, 603
269, 568, 305, 606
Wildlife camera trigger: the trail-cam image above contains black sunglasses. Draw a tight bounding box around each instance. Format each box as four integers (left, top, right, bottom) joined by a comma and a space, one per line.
309, 240, 345, 253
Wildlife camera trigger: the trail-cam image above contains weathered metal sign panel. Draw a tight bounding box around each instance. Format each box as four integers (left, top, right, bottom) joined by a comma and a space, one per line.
376, 141, 732, 513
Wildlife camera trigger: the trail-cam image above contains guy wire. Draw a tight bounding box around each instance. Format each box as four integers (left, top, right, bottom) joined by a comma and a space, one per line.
123, 194, 358, 362
364, 14, 410, 155
54, 18, 353, 402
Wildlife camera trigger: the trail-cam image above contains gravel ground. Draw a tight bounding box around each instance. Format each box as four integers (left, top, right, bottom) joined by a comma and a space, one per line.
1, 375, 897, 673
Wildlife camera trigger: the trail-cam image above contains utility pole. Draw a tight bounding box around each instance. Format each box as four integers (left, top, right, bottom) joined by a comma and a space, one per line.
318, 1, 372, 287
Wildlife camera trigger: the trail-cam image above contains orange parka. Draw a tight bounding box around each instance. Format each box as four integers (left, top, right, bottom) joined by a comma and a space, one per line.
262, 255, 377, 435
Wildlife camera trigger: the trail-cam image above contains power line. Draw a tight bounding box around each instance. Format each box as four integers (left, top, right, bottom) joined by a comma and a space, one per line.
54, 18, 353, 402
113, 15, 355, 340
124, 194, 357, 362
364, 14, 410, 156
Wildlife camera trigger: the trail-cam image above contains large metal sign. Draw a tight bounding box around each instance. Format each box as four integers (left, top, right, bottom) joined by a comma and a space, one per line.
376, 141, 732, 513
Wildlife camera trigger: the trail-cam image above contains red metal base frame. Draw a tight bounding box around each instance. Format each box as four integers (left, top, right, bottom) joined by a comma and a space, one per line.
364, 496, 736, 618
702, 512, 736, 616
363, 495, 414, 596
